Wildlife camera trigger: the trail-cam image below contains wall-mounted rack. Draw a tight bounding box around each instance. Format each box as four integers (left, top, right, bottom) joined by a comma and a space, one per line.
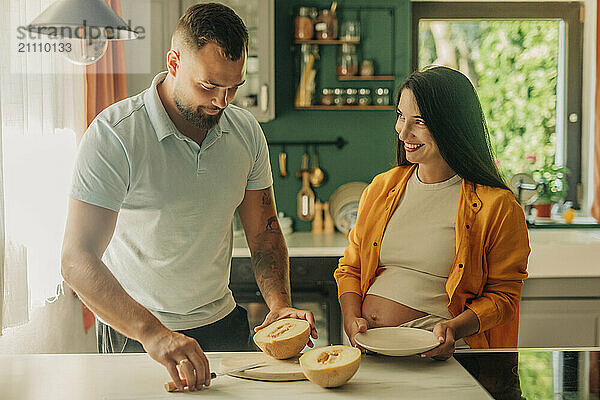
268, 136, 348, 149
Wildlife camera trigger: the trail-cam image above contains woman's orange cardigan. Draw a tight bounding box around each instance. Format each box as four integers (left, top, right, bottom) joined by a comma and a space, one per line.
334, 165, 530, 348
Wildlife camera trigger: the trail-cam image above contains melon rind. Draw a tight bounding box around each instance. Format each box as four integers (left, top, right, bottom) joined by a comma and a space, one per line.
253, 318, 311, 359
299, 345, 361, 388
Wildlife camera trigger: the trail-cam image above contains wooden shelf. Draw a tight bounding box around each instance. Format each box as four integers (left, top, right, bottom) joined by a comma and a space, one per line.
295, 105, 395, 111
295, 39, 360, 45
337, 75, 395, 81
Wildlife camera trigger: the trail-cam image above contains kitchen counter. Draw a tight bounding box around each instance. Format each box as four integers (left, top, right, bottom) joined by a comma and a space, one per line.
233, 229, 600, 278
233, 232, 349, 257
0, 351, 493, 399
2, 348, 598, 399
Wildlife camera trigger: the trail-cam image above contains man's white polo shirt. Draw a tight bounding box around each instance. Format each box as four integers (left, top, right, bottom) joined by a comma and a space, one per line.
70, 72, 273, 330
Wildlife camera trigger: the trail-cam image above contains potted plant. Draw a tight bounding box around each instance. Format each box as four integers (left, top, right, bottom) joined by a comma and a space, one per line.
531, 163, 568, 218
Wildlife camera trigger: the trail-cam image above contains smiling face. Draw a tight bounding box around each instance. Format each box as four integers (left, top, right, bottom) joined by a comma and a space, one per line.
395, 88, 447, 170
169, 41, 246, 132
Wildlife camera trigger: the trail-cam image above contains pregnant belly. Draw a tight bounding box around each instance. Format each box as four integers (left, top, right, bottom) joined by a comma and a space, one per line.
361, 294, 427, 328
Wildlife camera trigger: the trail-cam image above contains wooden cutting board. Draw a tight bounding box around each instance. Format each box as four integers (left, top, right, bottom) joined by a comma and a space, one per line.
219, 353, 306, 381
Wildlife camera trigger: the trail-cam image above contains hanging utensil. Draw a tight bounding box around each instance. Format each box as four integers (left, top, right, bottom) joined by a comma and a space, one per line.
309, 145, 326, 187
279, 145, 288, 178
297, 149, 315, 220
297, 148, 310, 179
298, 169, 316, 221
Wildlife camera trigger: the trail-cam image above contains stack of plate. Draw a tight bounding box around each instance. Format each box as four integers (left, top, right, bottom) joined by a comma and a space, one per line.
328, 182, 368, 234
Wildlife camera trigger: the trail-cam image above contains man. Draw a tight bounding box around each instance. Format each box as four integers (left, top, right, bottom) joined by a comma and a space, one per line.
61, 3, 316, 392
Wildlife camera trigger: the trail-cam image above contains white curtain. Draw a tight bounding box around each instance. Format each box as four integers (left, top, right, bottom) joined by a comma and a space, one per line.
0, 0, 86, 331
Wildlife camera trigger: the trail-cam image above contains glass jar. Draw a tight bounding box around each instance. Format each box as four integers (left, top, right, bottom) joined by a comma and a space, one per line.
333, 88, 345, 106
336, 44, 358, 77
374, 87, 390, 106
314, 9, 338, 40
358, 88, 371, 106
295, 44, 319, 107
360, 59, 374, 76
345, 88, 358, 105
340, 20, 360, 42
320, 88, 334, 105
294, 7, 317, 40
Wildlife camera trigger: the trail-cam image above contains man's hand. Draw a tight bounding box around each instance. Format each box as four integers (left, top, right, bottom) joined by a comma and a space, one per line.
254, 306, 318, 347
141, 327, 211, 392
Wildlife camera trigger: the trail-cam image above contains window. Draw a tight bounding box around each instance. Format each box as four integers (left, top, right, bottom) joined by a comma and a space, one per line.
412, 2, 583, 207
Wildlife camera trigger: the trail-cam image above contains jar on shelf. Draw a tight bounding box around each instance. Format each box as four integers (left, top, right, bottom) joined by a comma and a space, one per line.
314, 9, 338, 40
294, 7, 317, 40
320, 88, 334, 105
374, 87, 390, 105
336, 44, 358, 77
358, 88, 371, 106
295, 44, 319, 107
340, 20, 360, 42
360, 59, 375, 76
333, 88, 345, 106
345, 88, 358, 105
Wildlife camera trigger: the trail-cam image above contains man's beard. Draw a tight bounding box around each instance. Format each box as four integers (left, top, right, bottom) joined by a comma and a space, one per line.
174, 92, 224, 132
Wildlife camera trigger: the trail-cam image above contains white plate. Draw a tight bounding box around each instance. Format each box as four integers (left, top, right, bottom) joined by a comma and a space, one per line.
354, 327, 440, 356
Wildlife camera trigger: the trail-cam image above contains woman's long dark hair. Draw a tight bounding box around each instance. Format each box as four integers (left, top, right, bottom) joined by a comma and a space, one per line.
396, 66, 509, 191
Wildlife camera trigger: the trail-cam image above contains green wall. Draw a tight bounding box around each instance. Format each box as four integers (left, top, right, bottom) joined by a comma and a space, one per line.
260, 0, 411, 231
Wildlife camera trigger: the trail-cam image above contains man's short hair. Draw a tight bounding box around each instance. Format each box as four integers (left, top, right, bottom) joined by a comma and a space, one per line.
174, 3, 248, 60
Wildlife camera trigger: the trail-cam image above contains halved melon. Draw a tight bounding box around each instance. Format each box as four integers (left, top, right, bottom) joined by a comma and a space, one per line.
253, 318, 310, 359
299, 345, 361, 388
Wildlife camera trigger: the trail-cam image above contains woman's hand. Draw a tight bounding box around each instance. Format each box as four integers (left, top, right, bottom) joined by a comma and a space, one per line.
344, 316, 369, 349
419, 321, 456, 360
419, 308, 479, 360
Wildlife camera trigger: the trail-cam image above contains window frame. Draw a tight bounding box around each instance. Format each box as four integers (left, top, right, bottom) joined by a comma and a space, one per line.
411, 2, 584, 207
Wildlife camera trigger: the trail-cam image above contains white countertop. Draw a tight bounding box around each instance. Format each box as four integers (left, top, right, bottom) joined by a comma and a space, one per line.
233, 230, 600, 278
233, 232, 349, 257
0, 352, 493, 399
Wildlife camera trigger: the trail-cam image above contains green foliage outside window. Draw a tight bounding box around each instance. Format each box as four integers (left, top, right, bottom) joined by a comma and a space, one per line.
418, 20, 563, 193
518, 352, 553, 400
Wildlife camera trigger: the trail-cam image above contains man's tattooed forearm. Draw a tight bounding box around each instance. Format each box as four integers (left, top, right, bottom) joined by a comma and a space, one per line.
250, 230, 291, 307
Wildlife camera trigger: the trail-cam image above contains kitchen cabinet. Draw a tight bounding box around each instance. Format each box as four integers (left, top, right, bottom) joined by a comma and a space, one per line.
230, 256, 341, 348
519, 277, 600, 347
234, 231, 600, 348
121, 0, 180, 96
181, 0, 276, 122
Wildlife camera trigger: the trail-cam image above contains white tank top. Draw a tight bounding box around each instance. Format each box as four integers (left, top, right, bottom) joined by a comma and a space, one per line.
366, 168, 462, 318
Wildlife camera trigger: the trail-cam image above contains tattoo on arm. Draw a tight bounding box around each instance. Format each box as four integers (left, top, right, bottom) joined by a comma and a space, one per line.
250, 215, 291, 309
261, 191, 272, 206
266, 216, 279, 232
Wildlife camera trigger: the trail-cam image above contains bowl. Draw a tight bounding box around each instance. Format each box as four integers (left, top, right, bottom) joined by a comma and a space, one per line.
328, 182, 368, 234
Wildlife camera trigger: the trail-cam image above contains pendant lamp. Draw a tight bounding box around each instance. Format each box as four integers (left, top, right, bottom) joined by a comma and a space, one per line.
25, 0, 139, 65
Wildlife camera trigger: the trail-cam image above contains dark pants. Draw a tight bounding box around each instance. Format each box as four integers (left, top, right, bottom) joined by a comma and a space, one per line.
97, 305, 252, 353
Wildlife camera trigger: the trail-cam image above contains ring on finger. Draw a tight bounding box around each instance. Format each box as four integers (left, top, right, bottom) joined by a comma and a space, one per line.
178, 358, 190, 366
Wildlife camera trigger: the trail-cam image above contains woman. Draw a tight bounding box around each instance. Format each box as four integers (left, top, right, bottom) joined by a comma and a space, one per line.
334, 66, 530, 360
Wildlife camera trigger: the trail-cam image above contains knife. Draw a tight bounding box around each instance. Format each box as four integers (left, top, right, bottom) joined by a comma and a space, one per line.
164, 362, 266, 392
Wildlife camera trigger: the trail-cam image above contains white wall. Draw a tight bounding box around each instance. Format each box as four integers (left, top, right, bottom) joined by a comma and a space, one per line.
413, 0, 597, 214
